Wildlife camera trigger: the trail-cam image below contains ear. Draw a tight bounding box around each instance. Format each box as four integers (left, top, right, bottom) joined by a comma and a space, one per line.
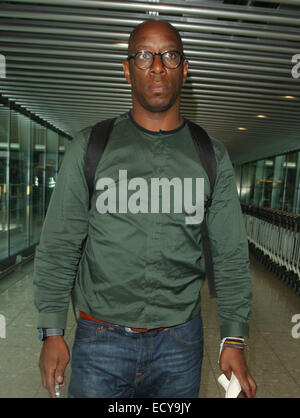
182, 59, 189, 84
122, 60, 131, 85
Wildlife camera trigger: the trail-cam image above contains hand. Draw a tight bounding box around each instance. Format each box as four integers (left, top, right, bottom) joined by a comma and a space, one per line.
39, 336, 70, 398
219, 346, 257, 398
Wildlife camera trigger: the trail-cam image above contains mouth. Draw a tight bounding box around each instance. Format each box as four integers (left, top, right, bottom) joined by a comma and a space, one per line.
149, 82, 168, 93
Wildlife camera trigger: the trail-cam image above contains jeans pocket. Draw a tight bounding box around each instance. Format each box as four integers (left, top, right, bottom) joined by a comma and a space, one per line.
74, 318, 107, 343
170, 315, 203, 346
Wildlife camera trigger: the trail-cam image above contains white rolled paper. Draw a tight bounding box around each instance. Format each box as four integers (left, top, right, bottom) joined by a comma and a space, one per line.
218, 372, 242, 398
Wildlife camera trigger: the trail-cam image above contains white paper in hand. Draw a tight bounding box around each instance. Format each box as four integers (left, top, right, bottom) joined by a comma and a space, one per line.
218, 372, 242, 398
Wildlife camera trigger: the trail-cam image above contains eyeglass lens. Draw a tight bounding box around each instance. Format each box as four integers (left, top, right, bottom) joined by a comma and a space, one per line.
134, 51, 182, 69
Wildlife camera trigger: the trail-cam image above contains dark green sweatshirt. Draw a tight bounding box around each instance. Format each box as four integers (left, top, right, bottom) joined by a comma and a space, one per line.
33, 112, 252, 338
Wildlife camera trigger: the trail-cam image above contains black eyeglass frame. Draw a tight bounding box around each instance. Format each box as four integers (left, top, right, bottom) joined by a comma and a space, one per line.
127, 50, 186, 70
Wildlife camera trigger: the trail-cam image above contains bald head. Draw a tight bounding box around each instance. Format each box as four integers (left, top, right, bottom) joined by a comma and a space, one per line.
128, 19, 183, 55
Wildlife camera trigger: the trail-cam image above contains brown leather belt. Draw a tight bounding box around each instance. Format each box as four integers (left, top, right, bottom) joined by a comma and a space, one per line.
79, 311, 165, 333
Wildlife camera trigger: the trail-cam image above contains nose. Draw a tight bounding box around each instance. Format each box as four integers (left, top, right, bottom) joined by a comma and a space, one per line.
150, 53, 166, 73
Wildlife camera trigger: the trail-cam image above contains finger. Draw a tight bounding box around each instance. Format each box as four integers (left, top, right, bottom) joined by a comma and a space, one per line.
39, 359, 47, 389
238, 376, 253, 398
40, 368, 47, 389
242, 382, 252, 398
248, 375, 257, 397
58, 376, 66, 389
240, 373, 256, 398
55, 369, 66, 388
46, 369, 56, 398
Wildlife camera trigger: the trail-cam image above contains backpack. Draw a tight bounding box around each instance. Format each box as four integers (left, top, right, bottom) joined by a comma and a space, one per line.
84, 117, 217, 298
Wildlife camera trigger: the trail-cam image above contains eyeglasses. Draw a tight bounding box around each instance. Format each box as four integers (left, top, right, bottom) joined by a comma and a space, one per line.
127, 50, 185, 70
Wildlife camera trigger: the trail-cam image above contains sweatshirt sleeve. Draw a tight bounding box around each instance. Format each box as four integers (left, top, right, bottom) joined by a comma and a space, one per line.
33, 130, 90, 329
207, 139, 253, 339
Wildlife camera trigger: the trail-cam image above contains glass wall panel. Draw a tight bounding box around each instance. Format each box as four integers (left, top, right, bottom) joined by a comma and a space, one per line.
233, 164, 242, 196
293, 151, 300, 214
30, 121, 46, 246
282, 151, 298, 213
0, 98, 69, 268
0, 103, 9, 261
238, 150, 300, 215
45, 129, 58, 210
262, 157, 275, 208
253, 160, 265, 206
9, 110, 31, 256
240, 161, 256, 204
270, 155, 285, 210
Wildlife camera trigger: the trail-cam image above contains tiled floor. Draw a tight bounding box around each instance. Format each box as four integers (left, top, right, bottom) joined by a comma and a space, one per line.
0, 254, 299, 398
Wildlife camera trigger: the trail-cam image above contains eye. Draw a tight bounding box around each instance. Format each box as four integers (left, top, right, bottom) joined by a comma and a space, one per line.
137, 51, 151, 61
164, 51, 179, 61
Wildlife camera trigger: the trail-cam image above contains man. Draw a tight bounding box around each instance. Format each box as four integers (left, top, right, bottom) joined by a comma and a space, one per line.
33, 19, 256, 398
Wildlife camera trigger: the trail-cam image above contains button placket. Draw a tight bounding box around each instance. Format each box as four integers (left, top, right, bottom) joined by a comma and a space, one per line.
144, 135, 166, 325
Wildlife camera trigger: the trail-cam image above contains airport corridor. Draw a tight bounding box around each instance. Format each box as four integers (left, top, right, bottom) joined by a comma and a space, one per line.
0, 0, 300, 401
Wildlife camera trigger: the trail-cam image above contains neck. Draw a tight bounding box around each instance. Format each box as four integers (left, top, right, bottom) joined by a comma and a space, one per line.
130, 102, 184, 132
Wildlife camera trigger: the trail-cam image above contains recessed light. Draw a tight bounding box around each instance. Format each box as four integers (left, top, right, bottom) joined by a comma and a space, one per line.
237, 127, 247, 130
256, 114, 267, 118
282, 95, 296, 99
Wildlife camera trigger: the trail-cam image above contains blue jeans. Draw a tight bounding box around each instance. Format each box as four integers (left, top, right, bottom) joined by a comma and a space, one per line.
68, 314, 204, 398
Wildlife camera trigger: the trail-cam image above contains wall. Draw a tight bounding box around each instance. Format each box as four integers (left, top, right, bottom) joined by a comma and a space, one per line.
0, 100, 70, 270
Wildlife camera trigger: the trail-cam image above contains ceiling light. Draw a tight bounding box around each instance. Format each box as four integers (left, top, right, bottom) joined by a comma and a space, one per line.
237, 127, 247, 130
282, 95, 296, 99
256, 114, 267, 118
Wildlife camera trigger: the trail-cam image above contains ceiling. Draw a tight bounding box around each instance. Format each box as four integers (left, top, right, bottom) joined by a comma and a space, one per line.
0, 0, 299, 164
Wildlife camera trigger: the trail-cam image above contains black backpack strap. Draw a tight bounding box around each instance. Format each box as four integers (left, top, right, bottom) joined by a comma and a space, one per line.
187, 121, 218, 298
84, 118, 116, 210
72, 118, 116, 322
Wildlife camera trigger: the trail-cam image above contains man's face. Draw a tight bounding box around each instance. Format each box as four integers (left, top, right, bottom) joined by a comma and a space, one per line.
123, 22, 188, 113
